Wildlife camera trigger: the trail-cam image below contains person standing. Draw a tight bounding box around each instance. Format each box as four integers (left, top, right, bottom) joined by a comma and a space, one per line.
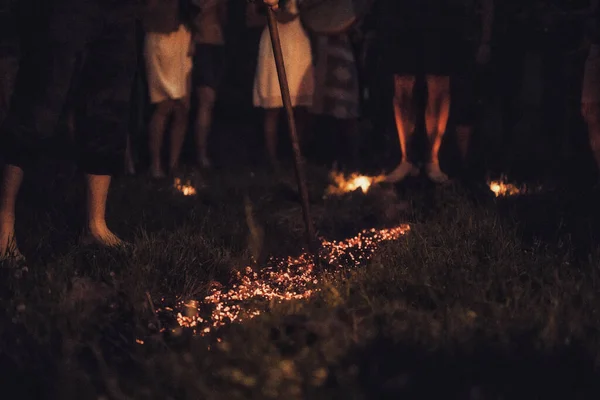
252, 0, 314, 170
582, 0, 600, 176
452, 0, 494, 176
380, 0, 459, 184
0, 0, 138, 261
191, 0, 228, 169
143, 0, 193, 178
310, 31, 361, 171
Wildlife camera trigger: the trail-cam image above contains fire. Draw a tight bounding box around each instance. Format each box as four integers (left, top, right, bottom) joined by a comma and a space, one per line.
326, 171, 385, 196
155, 224, 410, 337
174, 178, 197, 196
487, 175, 540, 198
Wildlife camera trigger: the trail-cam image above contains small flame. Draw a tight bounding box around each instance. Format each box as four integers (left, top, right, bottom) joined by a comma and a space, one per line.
488, 175, 535, 197
174, 178, 197, 196
326, 171, 385, 196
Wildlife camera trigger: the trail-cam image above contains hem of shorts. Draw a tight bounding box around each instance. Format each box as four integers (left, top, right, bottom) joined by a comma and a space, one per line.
149, 94, 189, 104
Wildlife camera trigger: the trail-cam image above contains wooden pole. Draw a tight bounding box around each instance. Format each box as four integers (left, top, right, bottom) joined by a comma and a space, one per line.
265, 6, 318, 256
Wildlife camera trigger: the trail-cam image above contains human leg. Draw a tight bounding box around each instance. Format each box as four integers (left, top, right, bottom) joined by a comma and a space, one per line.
264, 108, 280, 169
195, 86, 217, 168
84, 174, 122, 246
76, 1, 137, 245
0, 165, 23, 259
583, 105, 600, 171
385, 74, 419, 183
147, 100, 173, 177
0, 0, 92, 257
169, 98, 189, 173
193, 44, 225, 168
425, 74, 451, 183
582, 45, 600, 174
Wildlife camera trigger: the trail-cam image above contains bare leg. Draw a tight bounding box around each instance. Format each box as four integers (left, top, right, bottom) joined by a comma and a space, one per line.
148, 100, 174, 178
583, 104, 600, 173
456, 124, 473, 167
385, 75, 419, 183
425, 74, 451, 183
264, 108, 280, 169
0, 165, 24, 259
293, 106, 308, 150
168, 98, 189, 173
84, 174, 123, 247
195, 86, 217, 168
125, 134, 136, 175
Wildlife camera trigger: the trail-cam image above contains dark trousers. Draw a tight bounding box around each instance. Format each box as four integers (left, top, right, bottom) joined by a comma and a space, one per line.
0, 0, 137, 176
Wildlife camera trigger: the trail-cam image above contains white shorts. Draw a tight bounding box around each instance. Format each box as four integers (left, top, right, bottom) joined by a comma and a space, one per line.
144, 25, 193, 104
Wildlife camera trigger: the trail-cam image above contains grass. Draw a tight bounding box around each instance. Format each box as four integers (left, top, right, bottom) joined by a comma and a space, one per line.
2, 162, 600, 399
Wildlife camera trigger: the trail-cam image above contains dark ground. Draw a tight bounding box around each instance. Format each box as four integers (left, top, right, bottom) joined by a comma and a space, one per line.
2, 103, 600, 398
3, 14, 600, 397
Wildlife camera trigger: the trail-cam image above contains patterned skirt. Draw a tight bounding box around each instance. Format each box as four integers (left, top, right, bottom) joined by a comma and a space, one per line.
310, 33, 360, 119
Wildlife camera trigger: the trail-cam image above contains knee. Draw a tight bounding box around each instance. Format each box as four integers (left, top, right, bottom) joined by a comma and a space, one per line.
156, 100, 175, 115
427, 76, 451, 98
198, 87, 216, 109
174, 98, 190, 114
393, 76, 415, 100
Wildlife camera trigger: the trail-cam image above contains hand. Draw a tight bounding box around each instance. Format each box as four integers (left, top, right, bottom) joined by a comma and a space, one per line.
263, 0, 279, 10
476, 43, 491, 65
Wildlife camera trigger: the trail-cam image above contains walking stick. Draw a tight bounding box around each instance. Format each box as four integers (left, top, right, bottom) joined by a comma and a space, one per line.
264, 5, 318, 257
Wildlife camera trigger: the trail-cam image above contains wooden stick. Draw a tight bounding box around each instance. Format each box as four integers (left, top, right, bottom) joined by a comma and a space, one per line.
265, 6, 318, 256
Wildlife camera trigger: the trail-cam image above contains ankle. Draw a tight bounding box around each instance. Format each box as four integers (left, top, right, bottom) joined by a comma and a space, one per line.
88, 219, 108, 233
0, 211, 15, 226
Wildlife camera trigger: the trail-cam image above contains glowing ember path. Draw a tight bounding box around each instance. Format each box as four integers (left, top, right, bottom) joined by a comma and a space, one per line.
487, 175, 542, 198
326, 171, 385, 196
155, 224, 410, 337
174, 178, 197, 196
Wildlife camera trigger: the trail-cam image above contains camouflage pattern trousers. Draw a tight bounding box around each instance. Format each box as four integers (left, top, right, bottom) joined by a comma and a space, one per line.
0, 0, 137, 175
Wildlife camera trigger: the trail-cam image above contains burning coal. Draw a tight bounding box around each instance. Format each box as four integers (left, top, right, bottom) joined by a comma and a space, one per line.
326, 171, 385, 196
154, 224, 410, 338
487, 175, 542, 198
174, 178, 197, 196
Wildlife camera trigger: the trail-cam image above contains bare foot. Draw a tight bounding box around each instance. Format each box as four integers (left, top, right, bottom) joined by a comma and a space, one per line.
150, 167, 166, 179
0, 218, 24, 261
198, 156, 212, 169
385, 161, 419, 183
125, 159, 136, 175
83, 222, 125, 248
426, 163, 449, 184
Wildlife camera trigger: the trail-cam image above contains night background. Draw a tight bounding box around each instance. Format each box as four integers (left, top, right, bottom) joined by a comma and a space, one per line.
2, 0, 600, 398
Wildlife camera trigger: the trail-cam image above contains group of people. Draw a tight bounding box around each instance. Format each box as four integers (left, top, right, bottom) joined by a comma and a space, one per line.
142, 0, 227, 178
140, 0, 359, 175
0, 0, 600, 262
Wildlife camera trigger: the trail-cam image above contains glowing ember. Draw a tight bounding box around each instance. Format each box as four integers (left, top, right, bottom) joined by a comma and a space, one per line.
487, 175, 540, 197
155, 224, 410, 337
174, 178, 197, 196
326, 171, 385, 196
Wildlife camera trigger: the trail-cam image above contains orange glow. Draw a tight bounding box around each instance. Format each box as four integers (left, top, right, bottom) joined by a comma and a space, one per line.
155, 224, 411, 337
487, 175, 539, 197
174, 178, 197, 196
326, 171, 385, 196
